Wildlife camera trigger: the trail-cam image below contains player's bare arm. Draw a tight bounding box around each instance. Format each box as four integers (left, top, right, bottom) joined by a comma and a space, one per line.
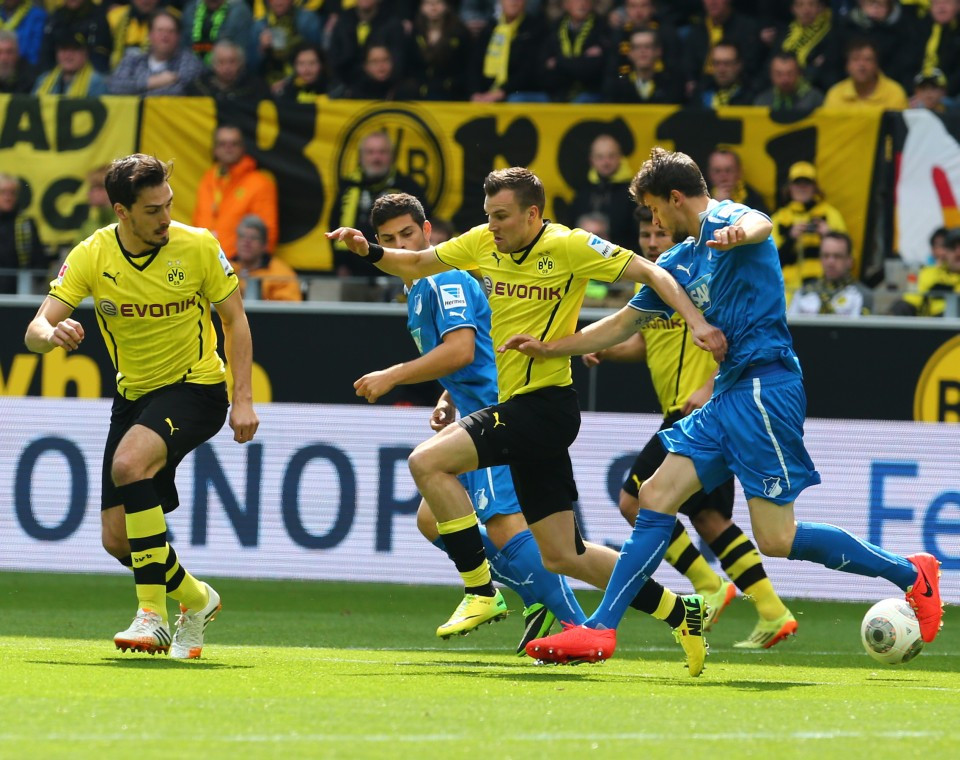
500, 306, 640, 360
354, 328, 476, 404
24, 297, 85, 353
215, 290, 259, 444
582, 332, 647, 367
621, 254, 727, 363
707, 211, 773, 251
681, 374, 716, 415
430, 390, 457, 431
325, 226, 450, 280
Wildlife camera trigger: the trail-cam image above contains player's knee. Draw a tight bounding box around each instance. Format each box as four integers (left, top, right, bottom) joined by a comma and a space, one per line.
111, 452, 146, 487
618, 492, 639, 526
407, 446, 439, 484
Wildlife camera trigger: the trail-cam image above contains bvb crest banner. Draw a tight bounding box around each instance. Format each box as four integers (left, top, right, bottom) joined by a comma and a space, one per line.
0, 95, 139, 247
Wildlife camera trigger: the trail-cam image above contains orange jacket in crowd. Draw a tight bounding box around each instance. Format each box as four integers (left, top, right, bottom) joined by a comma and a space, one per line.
192, 155, 278, 258
234, 254, 303, 302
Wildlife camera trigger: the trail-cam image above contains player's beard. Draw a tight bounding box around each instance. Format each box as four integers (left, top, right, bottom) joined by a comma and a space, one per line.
136, 222, 170, 249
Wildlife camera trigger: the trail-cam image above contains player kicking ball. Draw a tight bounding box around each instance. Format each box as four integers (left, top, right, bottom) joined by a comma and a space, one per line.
25, 154, 259, 658
503, 148, 943, 665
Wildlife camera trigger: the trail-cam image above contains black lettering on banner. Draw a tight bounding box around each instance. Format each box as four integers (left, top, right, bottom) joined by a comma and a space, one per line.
282, 444, 355, 549
42, 177, 86, 230
606, 453, 636, 506
192, 443, 261, 547
375, 447, 418, 552
0, 96, 49, 150
453, 116, 538, 230
765, 126, 817, 197
56, 99, 107, 151
15, 437, 87, 541
216, 101, 324, 244
655, 110, 743, 172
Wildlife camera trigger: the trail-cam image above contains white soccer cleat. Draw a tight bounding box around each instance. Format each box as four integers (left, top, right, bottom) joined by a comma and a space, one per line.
114, 608, 171, 655
170, 582, 222, 659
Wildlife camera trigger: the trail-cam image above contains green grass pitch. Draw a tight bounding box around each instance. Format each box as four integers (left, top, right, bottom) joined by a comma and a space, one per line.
1, 572, 957, 759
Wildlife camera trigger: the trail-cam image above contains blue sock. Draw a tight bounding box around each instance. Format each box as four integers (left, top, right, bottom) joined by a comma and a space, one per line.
788, 521, 916, 590
588, 509, 675, 630
432, 528, 538, 607
500, 529, 586, 625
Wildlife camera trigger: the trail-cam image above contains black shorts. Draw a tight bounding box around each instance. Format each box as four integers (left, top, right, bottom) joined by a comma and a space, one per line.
101, 382, 229, 512
459, 386, 580, 524
621, 410, 735, 519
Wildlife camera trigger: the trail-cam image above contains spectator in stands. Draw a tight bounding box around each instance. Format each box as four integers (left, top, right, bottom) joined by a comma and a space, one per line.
909, 67, 957, 112
889, 227, 960, 316
541, 0, 609, 103
106, 0, 159, 70
181, 0, 253, 65
707, 148, 769, 215
40, 0, 112, 74
907, 0, 960, 98
193, 124, 279, 258
249, 0, 322, 87
272, 42, 327, 100
772, 160, 848, 290
33, 29, 108, 96
754, 50, 825, 111
609, 0, 681, 79
576, 210, 620, 303
928, 226, 950, 265
0, 0, 46, 68
329, 130, 429, 277
0, 29, 35, 93
788, 231, 872, 316
232, 214, 302, 302
327, 0, 407, 95
77, 165, 113, 242
840, 0, 918, 89
427, 217, 456, 245
823, 36, 909, 108
684, 0, 761, 99
565, 134, 639, 250
470, 0, 549, 102
604, 27, 682, 104
341, 43, 400, 99
771, 0, 842, 92
185, 39, 271, 101
0, 172, 47, 295
460, 0, 497, 36
109, 11, 205, 96
690, 40, 756, 107
400, 0, 472, 100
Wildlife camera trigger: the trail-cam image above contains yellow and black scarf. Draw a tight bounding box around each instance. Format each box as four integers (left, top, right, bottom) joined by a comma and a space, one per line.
781, 9, 832, 68
35, 63, 95, 96
483, 12, 522, 89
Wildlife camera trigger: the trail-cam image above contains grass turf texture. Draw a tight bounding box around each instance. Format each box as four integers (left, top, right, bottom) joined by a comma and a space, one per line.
1, 572, 957, 759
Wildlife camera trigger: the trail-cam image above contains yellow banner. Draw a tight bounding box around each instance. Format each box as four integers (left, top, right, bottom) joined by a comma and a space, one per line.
0, 95, 139, 247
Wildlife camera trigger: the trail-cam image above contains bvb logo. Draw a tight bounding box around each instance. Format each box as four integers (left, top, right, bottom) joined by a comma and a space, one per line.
914, 334, 960, 422
166, 261, 186, 287
536, 255, 555, 275
335, 105, 447, 215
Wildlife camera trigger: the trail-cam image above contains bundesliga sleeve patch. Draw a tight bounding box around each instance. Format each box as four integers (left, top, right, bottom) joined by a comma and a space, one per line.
56, 262, 68, 285
218, 249, 234, 277
587, 235, 616, 258
440, 283, 467, 310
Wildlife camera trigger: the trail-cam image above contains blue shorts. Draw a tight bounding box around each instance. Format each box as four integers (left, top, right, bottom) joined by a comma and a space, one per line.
658, 365, 821, 505
457, 465, 522, 524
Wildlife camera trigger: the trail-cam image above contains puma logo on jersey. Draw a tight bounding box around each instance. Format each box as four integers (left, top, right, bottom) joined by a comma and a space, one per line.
675, 264, 692, 275
492, 412, 506, 428
448, 309, 466, 319
164, 417, 179, 435
102, 271, 120, 283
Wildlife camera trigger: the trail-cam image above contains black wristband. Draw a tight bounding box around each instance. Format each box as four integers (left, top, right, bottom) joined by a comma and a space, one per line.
366, 243, 384, 263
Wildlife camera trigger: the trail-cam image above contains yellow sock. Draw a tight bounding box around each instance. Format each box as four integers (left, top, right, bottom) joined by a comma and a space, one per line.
125, 505, 169, 622
712, 527, 787, 621
664, 522, 722, 594
742, 578, 788, 621
165, 544, 209, 610
437, 513, 491, 590
650, 587, 679, 622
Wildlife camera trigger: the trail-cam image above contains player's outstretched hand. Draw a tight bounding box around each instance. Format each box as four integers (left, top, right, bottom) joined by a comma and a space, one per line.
691, 322, 727, 364
51, 318, 84, 352
430, 398, 456, 430
705, 224, 746, 251
354, 369, 396, 403
499, 334, 549, 359
325, 227, 370, 256
230, 401, 259, 444
582, 352, 601, 368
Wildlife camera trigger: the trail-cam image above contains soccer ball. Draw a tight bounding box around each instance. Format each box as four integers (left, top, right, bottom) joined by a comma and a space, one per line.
860, 598, 924, 665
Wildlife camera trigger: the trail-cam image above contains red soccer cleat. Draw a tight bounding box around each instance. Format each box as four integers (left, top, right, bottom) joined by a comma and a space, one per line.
905, 553, 944, 643
525, 622, 617, 664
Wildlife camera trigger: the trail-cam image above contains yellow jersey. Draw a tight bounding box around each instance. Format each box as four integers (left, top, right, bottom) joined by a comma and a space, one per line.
642, 313, 717, 417
436, 222, 632, 401
49, 221, 239, 400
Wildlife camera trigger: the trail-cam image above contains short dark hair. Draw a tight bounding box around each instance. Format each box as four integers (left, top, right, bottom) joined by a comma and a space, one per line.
771, 50, 799, 67
370, 192, 426, 231
483, 167, 545, 214
149, 9, 181, 34
629, 147, 708, 204
930, 226, 948, 247
634, 205, 653, 224
821, 230, 852, 255
104, 154, 171, 209
845, 37, 878, 61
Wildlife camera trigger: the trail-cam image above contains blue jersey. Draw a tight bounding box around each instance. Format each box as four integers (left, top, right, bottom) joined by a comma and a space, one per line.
628, 199, 801, 395
406, 271, 498, 415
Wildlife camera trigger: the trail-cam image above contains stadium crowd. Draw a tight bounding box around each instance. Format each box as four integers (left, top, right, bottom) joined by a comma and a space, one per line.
2, 0, 960, 315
